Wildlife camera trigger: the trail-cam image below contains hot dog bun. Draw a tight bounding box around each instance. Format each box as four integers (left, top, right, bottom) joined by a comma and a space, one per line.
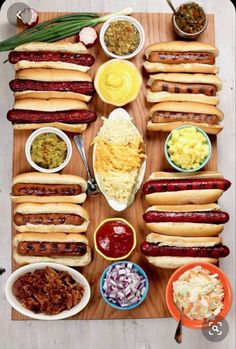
146, 90, 219, 105
144, 62, 218, 74
146, 256, 218, 269
144, 171, 225, 205
11, 172, 87, 204
13, 232, 91, 266
14, 42, 91, 72
14, 203, 89, 233
145, 204, 225, 237
12, 98, 89, 133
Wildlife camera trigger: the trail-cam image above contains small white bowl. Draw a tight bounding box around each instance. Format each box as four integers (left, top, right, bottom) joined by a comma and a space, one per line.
25, 127, 72, 173
5, 262, 91, 320
99, 15, 145, 60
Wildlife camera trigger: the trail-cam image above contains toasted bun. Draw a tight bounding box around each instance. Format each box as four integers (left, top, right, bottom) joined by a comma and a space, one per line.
13, 232, 91, 267
146, 89, 219, 105
16, 69, 92, 82
147, 121, 223, 134
149, 171, 223, 180
13, 98, 88, 112
147, 73, 222, 90
14, 203, 89, 233
11, 172, 87, 204
145, 41, 219, 59
146, 203, 220, 212
15, 91, 92, 102
143, 61, 218, 74
13, 122, 87, 133
149, 101, 224, 120
146, 232, 221, 246
15, 42, 88, 53
14, 61, 90, 72
145, 189, 223, 205
146, 256, 218, 269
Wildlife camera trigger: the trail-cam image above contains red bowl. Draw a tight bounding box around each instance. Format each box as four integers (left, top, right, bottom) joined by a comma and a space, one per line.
166, 262, 232, 329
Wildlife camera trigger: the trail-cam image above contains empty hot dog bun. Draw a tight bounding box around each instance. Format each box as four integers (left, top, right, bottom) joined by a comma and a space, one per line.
10, 42, 94, 72
144, 204, 229, 237
146, 73, 221, 105
13, 232, 91, 266
143, 171, 231, 205
10, 69, 94, 102
144, 41, 218, 74
13, 203, 89, 233
8, 98, 97, 133
11, 172, 87, 204
147, 101, 223, 134
140, 233, 230, 269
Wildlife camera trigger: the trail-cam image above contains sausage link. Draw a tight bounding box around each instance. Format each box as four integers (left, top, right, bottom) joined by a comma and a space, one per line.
12, 183, 82, 196
17, 241, 87, 256
142, 178, 231, 195
143, 210, 229, 224
140, 242, 230, 258
9, 51, 95, 67
148, 51, 215, 65
14, 213, 84, 226
10, 80, 94, 95
7, 109, 97, 124
151, 80, 217, 96
152, 111, 219, 124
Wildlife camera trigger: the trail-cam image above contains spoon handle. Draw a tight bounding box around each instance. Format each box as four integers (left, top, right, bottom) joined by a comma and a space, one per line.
74, 135, 92, 179
174, 311, 183, 344
166, 0, 177, 14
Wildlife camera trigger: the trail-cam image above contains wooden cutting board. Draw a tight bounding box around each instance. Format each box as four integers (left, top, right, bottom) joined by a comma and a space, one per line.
12, 12, 216, 320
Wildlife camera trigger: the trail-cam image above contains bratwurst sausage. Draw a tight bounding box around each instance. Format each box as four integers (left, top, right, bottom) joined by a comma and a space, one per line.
151, 80, 217, 96
12, 183, 82, 196
17, 241, 87, 256
14, 213, 84, 226
10, 80, 94, 95
7, 109, 97, 124
148, 51, 215, 65
143, 178, 231, 195
143, 211, 229, 224
9, 51, 95, 67
151, 111, 219, 124
140, 242, 230, 258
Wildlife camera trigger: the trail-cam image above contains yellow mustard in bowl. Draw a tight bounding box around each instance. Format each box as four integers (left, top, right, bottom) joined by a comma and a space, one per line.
94, 59, 142, 106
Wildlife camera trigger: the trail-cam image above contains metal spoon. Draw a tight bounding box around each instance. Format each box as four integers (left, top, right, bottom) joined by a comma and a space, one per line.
174, 308, 184, 344
166, 0, 177, 15
74, 135, 100, 197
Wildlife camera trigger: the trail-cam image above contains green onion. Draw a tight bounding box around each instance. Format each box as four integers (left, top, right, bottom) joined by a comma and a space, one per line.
0, 7, 133, 52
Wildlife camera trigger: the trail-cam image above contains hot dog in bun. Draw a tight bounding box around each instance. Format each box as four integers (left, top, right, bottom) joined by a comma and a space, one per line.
144, 41, 218, 74
147, 101, 223, 134
9, 42, 95, 72
143, 171, 231, 205
13, 232, 91, 266
13, 203, 89, 233
140, 233, 230, 269
143, 204, 229, 237
11, 172, 87, 204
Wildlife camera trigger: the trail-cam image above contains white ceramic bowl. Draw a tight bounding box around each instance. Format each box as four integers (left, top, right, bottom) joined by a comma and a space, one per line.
99, 15, 145, 60
25, 127, 72, 173
5, 262, 91, 320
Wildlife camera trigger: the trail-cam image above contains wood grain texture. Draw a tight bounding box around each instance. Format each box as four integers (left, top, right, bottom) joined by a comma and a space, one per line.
12, 12, 216, 320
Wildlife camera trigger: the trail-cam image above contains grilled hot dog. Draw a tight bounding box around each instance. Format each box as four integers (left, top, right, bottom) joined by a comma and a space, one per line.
17, 241, 87, 256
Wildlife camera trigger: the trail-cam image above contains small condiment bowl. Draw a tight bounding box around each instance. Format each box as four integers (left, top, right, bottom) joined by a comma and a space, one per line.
94, 217, 137, 261
99, 15, 145, 60
100, 261, 149, 310
5, 262, 91, 320
164, 125, 212, 173
166, 262, 233, 329
25, 127, 72, 173
172, 2, 208, 40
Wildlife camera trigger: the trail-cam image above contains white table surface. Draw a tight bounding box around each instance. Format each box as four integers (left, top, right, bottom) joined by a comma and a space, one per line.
0, 1, 235, 348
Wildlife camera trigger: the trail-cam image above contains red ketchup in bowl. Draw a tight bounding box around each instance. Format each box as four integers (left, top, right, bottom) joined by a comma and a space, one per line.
95, 219, 135, 259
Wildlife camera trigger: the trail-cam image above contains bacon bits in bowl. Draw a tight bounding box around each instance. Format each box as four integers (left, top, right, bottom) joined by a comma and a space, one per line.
166, 262, 232, 329
100, 261, 149, 310
5, 262, 91, 320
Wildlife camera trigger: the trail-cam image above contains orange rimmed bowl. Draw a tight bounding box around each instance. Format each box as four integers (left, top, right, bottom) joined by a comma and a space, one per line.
94, 217, 137, 261
166, 262, 232, 329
